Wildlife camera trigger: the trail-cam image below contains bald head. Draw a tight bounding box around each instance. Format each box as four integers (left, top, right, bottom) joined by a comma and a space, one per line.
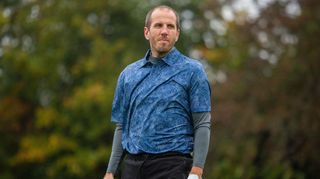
145, 5, 180, 30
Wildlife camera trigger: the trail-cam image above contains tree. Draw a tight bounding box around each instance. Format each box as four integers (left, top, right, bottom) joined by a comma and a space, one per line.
1, 0, 319, 178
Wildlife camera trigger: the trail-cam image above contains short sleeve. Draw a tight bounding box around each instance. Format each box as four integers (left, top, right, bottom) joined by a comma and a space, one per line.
189, 66, 211, 112
111, 71, 126, 123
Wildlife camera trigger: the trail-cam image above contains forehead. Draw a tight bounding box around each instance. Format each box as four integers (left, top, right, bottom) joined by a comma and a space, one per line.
150, 8, 177, 24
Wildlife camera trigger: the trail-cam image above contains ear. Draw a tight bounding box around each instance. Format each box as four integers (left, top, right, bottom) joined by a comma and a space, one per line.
144, 27, 150, 40
175, 29, 180, 42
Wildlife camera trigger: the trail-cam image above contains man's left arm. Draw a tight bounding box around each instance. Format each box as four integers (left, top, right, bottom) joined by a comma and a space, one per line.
190, 112, 211, 179
188, 64, 212, 178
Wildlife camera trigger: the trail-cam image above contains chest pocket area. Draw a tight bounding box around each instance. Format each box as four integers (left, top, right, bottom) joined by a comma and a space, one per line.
155, 76, 189, 100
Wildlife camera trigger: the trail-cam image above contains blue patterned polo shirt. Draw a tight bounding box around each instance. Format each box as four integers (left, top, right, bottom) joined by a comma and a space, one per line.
111, 47, 211, 154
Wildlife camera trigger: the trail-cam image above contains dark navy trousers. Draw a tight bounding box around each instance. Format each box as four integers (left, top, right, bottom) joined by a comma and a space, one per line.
121, 152, 192, 179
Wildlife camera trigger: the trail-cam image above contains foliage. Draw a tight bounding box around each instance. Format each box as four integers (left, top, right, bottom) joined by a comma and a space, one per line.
0, 0, 319, 178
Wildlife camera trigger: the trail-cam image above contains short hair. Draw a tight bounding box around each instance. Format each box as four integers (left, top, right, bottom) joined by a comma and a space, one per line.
145, 5, 180, 30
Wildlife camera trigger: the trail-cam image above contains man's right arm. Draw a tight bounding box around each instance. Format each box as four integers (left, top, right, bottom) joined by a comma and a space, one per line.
104, 124, 124, 179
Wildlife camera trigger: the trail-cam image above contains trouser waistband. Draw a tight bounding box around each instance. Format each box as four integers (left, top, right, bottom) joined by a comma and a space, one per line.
126, 151, 192, 161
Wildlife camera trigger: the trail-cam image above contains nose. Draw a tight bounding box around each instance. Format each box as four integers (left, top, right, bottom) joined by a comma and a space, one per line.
160, 26, 169, 35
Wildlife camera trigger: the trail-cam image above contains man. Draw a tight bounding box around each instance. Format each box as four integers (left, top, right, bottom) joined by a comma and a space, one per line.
104, 5, 211, 179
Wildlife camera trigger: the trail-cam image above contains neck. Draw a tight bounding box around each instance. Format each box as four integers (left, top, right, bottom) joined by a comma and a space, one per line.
151, 52, 167, 58
151, 48, 173, 58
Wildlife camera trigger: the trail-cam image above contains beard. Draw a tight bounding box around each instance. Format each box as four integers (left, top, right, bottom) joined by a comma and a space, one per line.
155, 46, 172, 56
157, 47, 169, 52
149, 38, 176, 57
156, 41, 174, 53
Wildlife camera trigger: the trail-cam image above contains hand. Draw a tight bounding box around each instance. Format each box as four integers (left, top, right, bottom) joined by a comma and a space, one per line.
189, 166, 203, 179
103, 172, 114, 179
187, 174, 200, 179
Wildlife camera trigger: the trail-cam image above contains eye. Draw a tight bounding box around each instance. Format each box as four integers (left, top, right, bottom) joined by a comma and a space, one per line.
153, 23, 162, 28
167, 24, 175, 29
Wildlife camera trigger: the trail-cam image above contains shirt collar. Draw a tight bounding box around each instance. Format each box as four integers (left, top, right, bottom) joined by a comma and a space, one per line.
138, 47, 180, 68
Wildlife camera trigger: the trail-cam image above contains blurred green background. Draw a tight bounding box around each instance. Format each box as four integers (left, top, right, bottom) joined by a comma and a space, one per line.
0, 0, 319, 178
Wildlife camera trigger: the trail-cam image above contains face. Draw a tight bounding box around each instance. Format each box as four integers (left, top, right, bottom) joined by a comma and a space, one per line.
144, 8, 180, 57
